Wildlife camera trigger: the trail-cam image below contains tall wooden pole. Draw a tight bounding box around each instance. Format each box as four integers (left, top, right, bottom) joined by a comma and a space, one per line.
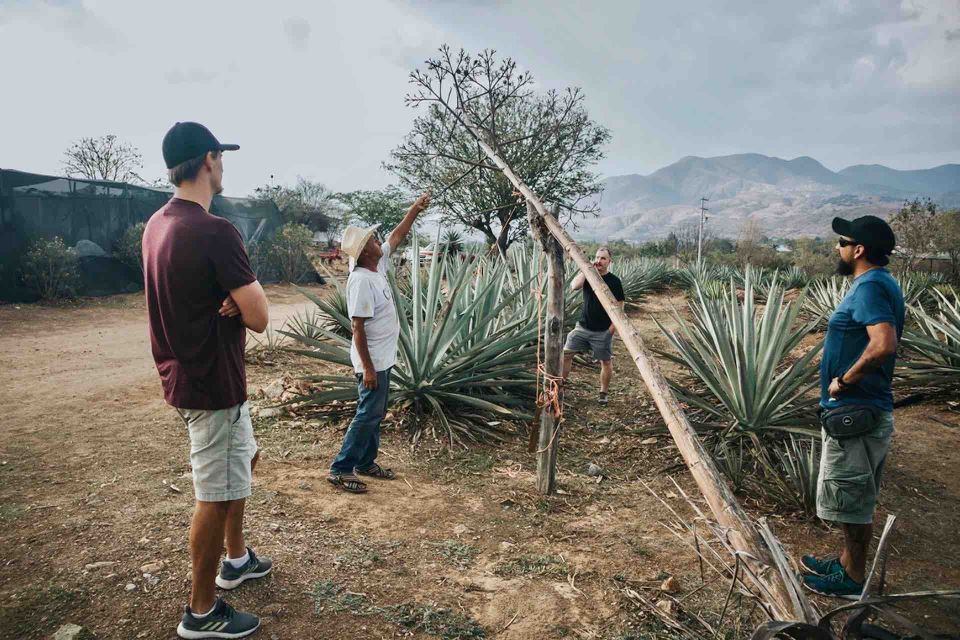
456, 113, 814, 622
527, 201, 565, 494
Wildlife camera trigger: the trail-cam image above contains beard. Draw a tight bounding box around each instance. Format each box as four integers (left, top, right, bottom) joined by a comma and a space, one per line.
836, 258, 854, 276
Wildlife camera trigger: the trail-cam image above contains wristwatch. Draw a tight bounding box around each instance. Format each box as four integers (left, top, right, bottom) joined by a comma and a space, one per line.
837, 374, 851, 390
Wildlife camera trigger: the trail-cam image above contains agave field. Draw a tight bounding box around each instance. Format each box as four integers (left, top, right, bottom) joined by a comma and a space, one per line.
280, 238, 682, 446
274, 243, 960, 516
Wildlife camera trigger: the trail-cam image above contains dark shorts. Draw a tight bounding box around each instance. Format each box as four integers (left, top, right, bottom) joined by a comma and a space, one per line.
564, 323, 614, 361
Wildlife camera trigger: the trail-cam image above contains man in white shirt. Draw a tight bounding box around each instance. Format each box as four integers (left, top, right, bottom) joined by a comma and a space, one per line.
328, 192, 430, 493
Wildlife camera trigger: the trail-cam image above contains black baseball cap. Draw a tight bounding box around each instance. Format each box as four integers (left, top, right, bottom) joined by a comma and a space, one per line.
162, 122, 239, 169
832, 215, 896, 254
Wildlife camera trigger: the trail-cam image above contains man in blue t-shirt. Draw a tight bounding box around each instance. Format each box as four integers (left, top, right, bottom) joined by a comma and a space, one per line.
801, 215, 904, 599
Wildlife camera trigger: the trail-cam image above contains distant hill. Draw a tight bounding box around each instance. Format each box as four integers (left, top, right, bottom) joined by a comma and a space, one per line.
580, 154, 959, 242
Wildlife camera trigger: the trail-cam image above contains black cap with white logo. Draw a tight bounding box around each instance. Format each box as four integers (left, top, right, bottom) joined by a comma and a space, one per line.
162, 122, 239, 169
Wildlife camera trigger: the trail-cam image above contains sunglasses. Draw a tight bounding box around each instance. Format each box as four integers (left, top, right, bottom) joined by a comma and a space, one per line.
837, 238, 860, 248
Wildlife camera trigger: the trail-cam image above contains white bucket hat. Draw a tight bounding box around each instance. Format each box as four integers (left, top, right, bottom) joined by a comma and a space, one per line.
340, 224, 381, 261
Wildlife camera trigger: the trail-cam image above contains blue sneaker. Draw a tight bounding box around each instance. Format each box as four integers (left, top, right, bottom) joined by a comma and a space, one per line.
800, 553, 842, 576
802, 567, 864, 599
176, 597, 260, 639
215, 547, 273, 590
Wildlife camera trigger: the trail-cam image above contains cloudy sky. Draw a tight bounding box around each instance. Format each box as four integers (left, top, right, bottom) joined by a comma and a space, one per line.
1, 0, 957, 197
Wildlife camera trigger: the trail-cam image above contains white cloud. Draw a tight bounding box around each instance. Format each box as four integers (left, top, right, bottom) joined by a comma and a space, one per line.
0, 0, 956, 196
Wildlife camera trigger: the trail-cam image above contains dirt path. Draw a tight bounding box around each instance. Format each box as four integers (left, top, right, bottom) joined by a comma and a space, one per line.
2, 287, 959, 639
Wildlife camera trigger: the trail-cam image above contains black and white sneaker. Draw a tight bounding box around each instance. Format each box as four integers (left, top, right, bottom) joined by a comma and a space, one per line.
176, 597, 260, 639
598, 392, 609, 406
215, 547, 273, 590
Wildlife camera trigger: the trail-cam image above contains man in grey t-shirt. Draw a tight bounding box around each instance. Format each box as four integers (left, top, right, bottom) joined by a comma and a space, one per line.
327, 192, 430, 493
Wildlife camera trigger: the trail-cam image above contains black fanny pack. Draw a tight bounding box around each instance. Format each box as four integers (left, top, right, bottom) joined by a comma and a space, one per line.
819, 404, 880, 439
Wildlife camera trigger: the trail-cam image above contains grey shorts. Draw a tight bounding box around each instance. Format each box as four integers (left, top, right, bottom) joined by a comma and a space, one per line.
816, 411, 894, 525
176, 401, 258, 502
564, 323, 614, 361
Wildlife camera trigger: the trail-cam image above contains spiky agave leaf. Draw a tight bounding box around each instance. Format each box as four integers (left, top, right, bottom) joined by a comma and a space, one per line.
804, 276, 849, 324
900, 286, 960, 387
896, 270, 945, 308
655, 271, 821, 438
616, 258, 676, 309
285, 234, 539, 446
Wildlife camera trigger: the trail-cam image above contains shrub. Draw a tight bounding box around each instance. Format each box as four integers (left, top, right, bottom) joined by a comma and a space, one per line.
22, 237, 80, 300
258, 223, 314, 282
115, 222, 146, 278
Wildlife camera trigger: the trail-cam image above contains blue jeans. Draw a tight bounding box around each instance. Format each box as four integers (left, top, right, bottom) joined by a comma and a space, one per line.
330, 368, 391, 475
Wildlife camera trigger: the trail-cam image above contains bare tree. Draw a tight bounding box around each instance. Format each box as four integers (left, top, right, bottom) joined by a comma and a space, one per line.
669, 220, 703, 260
385, 46, 610, 256
251, 176, 337, 232
62, 135, 144, 182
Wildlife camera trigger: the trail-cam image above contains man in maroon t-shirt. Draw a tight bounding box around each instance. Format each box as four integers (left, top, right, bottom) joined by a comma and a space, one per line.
143, 122, 270, 638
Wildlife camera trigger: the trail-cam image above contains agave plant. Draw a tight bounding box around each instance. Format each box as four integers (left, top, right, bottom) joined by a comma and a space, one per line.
754, 435, 821, 516
282, 307, 326, 343
675, 261, 723, 290
779, 266, 812, 291
507, 241, 581, 324
896, 270, 946, 308
283, 235, 539, 446
616, 258, 676, 309
440, 229, 464, 256
900, 286, 960, 387
295, 276, 351, 337
655, 272, 822, 438
803, 276, 850, 324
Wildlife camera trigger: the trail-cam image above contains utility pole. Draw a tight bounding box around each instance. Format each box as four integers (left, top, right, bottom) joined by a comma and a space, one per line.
697, 197, 709, 265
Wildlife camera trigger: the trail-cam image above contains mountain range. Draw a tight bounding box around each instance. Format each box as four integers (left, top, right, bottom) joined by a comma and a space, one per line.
580, 154, 960, 242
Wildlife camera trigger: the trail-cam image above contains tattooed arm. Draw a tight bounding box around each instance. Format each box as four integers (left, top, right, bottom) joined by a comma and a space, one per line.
829, 322, 898, 397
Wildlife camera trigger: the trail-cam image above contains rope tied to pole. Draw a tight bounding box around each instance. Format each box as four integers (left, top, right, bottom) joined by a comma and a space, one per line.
530, 250, 564, 454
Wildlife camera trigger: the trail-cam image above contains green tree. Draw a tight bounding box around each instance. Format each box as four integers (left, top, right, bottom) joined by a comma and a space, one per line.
890, 198, 938, 270
936, 210, 960, 282
334, 186, 410, 233
790, 237, 835, 277
386, 47, 611, 255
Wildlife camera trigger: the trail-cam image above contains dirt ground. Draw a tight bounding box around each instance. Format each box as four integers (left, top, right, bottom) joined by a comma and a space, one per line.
1, 284, 959, 639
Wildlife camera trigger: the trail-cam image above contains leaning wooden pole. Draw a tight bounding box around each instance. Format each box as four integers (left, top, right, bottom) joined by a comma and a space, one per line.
459, 114, 814, 623
527, 201, 565, 494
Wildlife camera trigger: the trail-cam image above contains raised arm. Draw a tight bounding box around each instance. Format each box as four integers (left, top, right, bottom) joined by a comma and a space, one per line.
387, 192, 431, 250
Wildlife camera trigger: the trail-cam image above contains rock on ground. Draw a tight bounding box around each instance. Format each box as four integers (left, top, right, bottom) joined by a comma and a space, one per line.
53, 623, 96, 640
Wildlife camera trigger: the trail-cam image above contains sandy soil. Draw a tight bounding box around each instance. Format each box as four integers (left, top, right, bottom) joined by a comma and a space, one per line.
1, 286, 958, 639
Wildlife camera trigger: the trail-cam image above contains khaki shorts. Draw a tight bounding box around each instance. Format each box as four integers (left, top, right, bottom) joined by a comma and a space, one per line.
816, 411, 894, 525
176, 401, 257, 502
564, 324, 614, 361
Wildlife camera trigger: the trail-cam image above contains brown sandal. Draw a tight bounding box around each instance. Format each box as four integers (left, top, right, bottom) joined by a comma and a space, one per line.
355, 463, 396, 480
327, 473, 368, 493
